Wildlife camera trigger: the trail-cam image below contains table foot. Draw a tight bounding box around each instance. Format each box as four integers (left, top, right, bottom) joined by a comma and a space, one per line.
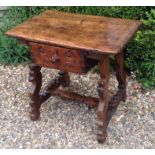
29, 110, 40, 121
97, 130, 107, 143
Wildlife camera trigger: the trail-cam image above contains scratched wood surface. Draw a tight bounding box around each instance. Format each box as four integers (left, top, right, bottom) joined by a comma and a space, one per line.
6, 10, 142, 54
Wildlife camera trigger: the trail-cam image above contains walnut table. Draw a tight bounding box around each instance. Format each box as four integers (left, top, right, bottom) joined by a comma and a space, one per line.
6, 10, 142, 143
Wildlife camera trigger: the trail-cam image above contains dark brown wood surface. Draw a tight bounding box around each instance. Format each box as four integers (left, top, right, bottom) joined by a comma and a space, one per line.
97, 55, 110, 143
6, 10, 142, 54
29, 42, 97, 74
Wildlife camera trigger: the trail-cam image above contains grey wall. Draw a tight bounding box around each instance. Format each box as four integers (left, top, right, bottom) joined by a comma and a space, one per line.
0, 6, 8, 28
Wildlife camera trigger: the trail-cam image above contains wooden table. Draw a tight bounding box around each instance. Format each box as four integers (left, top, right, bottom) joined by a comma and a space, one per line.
6, 10, 142, 143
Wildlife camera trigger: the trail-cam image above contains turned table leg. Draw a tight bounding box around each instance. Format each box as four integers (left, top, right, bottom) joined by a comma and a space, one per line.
97, 55, 110, 143
114, 51, 126, 102
28, 64, 42, 121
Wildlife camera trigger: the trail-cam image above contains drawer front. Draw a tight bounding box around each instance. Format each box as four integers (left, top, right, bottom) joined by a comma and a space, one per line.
29, 42, 87, 73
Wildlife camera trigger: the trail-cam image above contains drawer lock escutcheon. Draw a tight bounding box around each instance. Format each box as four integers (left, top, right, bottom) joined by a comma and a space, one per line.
51, 54, 60, 64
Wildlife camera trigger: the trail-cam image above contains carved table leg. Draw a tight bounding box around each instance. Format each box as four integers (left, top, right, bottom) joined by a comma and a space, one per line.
97, 55, 110, 143
28, 64, 42, 121
114, 51, 126, 102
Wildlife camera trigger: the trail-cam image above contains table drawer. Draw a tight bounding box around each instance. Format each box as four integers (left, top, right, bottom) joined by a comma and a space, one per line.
29, 42, 96, 74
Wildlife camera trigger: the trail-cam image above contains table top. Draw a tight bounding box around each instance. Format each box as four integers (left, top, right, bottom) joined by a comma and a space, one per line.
6, 10, 142, 54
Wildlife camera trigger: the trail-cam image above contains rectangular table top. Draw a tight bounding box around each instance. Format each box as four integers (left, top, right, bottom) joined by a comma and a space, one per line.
6, 10, 142, 54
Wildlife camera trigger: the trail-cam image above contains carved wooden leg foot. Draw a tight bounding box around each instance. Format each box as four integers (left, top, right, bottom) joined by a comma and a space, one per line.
28, 64, 42, 121
97, 130, 107, 143
61, 71, 70, 87
29, 109, 40, 121
97, 55, 110, 143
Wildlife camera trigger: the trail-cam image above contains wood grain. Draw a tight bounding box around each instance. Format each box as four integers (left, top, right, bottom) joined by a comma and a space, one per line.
97, 55, 110, 143
6, 10, 142, 54
29, 42, 97, 74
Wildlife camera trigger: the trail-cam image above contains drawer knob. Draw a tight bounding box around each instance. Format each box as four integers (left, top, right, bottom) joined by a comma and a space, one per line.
51, 54, 60, 63
38, 47, 45, 53
66, 50, 73, 57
